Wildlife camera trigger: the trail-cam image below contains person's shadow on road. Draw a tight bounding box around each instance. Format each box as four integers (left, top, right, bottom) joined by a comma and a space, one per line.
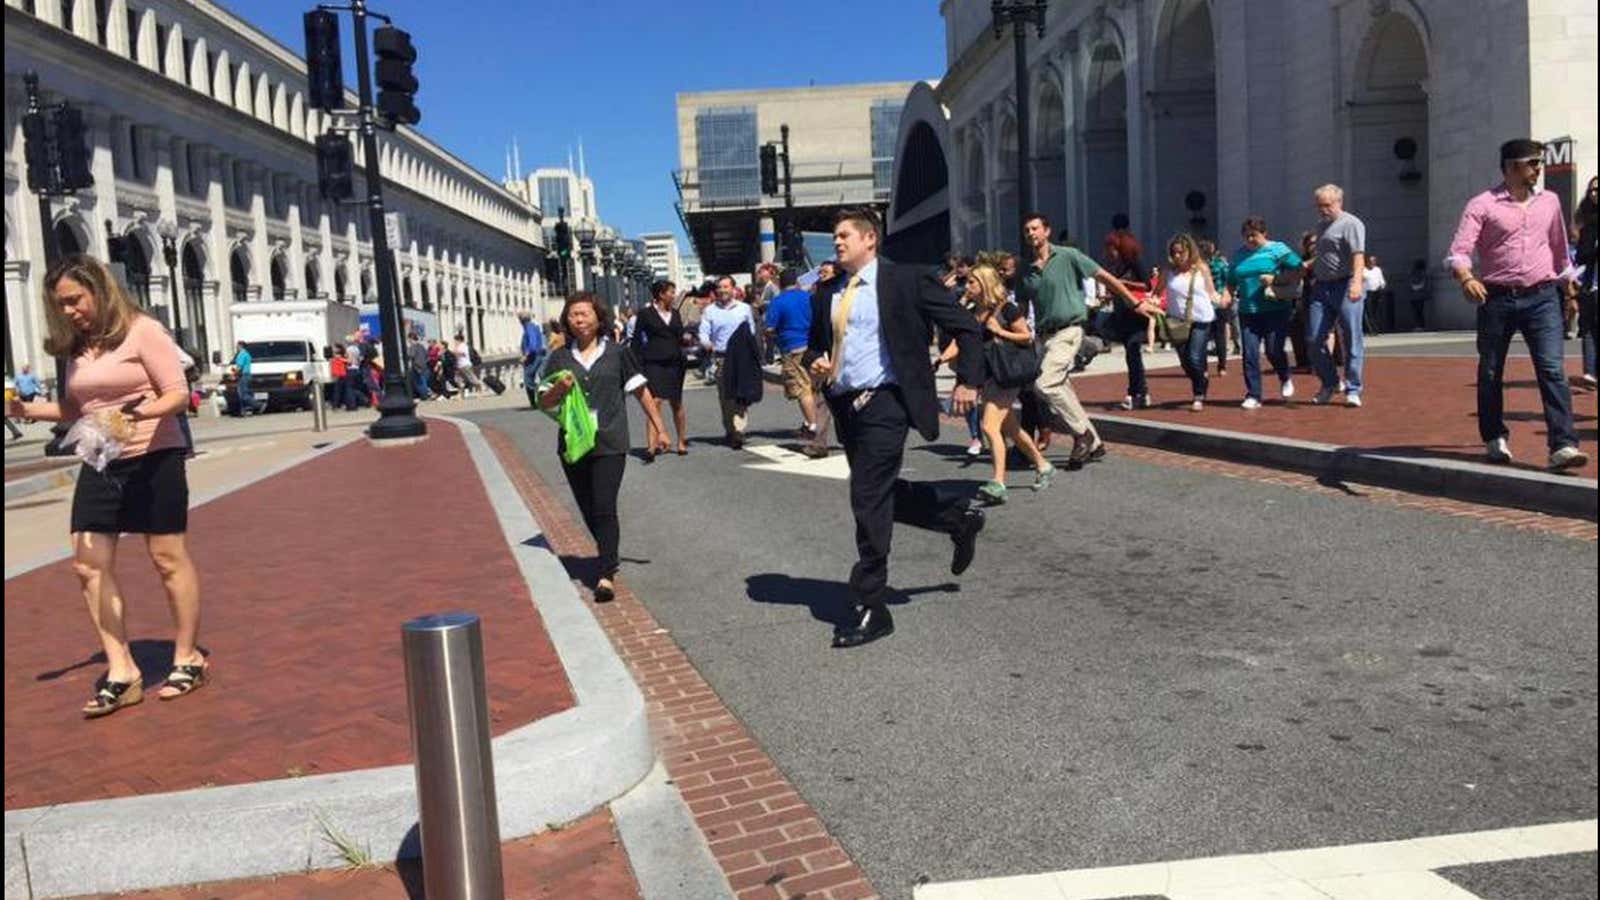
744, 573, 960, 628
35, 639, 205, 687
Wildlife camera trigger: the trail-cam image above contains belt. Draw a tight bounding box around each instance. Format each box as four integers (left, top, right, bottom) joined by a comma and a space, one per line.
1040, 320, 1085, 337
1483, 280, 1554, 298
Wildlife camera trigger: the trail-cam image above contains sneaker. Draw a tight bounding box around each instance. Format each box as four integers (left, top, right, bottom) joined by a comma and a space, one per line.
966, 439, 983, 457
1337, 378, 1347, 393
1311, 388, 1335, 405
1191, 398, 1204, 412
1345, 393, 1363, 408
978, 480, 1008, 505
1119, 395, 1135, 410
1241, 397, 1262, 410
1280, 378, 1296, 399
1549, 445, 1589, 471
1579, 374, 1598, 390
1133, 394, 1151, 409
1032, 465, 1056, 492
1485, 437, 1513, 464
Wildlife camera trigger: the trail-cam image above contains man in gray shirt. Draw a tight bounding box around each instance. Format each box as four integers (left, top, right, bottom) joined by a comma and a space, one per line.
1309, 184, 1369, 406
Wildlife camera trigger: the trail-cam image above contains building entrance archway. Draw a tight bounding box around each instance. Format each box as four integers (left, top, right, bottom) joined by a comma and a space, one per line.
1085, 43, 1131, 252
1034, 79, 1069, 237
1152, 0, 1218, 238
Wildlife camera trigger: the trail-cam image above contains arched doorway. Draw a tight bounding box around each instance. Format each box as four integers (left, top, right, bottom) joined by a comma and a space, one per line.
334, 265, 349, 302
270, 252, 290, 300
994, 117, 1020, 252
360, 267, 373, 301
53, 219, 88, 257
962, 138, 988, 253
1085, 42, 1131, 250
885, 121, 951, 265
121, 233, 153, 309
181, 240, 209, 367
1152, 0, 1218, 238
230, 245, 252, 304
1034, 78, 1069, 236
1350, 11, 1429, 329
303, 259, 321, 299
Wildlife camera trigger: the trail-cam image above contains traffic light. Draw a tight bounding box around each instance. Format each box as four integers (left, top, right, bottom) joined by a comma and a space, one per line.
316, 132, 354, 201
303, 10, 345, 111
22, 111, 53, 193
554, 220, 572, 259
373, 26, 420, 126
53, 105, 93, 191
760, 143, 779, 196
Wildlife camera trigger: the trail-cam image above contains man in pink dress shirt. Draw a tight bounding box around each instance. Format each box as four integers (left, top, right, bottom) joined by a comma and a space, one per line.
1447, 138, 1588, 471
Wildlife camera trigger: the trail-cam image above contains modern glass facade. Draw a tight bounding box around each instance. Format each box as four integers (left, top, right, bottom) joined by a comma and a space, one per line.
870, 101, 904, 197
696, 106, 758, 204
538, 176, 572, 219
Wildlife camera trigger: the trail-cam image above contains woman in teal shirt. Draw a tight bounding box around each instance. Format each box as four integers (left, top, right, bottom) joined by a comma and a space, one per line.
1229, 217, 1304, 408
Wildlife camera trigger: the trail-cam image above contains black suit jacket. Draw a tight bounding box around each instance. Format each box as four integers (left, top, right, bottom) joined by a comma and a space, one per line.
804, 257, 985, 442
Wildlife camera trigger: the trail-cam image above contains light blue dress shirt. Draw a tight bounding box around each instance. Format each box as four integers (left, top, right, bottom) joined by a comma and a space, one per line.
697, 301, 756, 352
829, 258, 896, 394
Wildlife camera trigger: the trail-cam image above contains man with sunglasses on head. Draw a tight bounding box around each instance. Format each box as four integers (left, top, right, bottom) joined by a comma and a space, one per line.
1448, 138, 1587, 471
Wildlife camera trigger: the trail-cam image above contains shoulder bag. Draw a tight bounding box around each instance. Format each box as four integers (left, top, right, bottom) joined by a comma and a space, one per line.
982, 303, 1042, 389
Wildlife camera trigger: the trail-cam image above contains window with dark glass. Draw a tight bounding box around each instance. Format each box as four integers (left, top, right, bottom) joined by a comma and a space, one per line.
870, 101, 904, 197
695, 106, 758, 204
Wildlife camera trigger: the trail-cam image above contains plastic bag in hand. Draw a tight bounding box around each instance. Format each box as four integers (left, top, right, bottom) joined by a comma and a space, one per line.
66, 411, 129, 472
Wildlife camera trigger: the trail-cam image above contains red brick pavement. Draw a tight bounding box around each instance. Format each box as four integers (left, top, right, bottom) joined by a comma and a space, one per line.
483, 425, 880, 900
4, 422, 573, 810
1072, 356, 1598, 479
70, 806, 640, 899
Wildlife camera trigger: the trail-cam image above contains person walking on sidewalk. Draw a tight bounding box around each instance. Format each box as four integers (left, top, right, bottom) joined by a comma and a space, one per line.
230, 340, 254, 416
966, 264, 1054, 505
804, 208, 987, 649
520, 312, 547, 408
765, 268, 822, 444
1447, 138, 1588, 471
1229, 217, 1304, 409
1198, 239, 1234, 376
1163, 234, 1222, 410
1308, 185, 1370, 407
7, 255, 209, 718
453, 332, 485, 396
536, 293, 669, 603
699, 275, 758, 449
634, 280, 690, 457
1021, 212, 1139, 466
1575, 174, 1599, 390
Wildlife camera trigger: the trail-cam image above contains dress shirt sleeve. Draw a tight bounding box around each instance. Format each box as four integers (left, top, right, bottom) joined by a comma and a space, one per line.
1446, 195, 1485, 273
698, 312, 711, 347
1548, 196, 1575, 281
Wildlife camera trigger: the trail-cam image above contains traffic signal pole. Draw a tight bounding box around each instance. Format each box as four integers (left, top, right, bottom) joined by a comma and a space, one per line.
24, 72, 74, 457
347, 0, 424, 440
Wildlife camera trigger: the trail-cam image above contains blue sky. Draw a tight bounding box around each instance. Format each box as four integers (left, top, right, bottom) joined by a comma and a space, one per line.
222, 0, 947, 254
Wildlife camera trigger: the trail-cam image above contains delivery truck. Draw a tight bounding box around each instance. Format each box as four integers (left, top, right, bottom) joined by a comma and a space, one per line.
226, 300, 361, 411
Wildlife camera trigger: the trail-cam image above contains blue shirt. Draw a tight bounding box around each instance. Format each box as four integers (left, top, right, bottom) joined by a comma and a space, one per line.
233, 348, 252, 375
698, 301, 756, 353
763, 288, 812, 354
829, 258, 895, 394
520, 321, 545, 356
14, 372, 40, 397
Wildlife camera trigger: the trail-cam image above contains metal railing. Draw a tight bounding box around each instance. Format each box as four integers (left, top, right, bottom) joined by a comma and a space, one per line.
674, 159, 888, 212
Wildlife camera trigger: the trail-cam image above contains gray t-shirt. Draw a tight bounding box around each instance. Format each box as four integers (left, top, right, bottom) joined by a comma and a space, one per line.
1313, 211, 1366, 281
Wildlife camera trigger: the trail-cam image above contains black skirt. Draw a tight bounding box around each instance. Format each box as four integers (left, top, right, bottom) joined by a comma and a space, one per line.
642, 360, 686, 404
70, 447, 189, 535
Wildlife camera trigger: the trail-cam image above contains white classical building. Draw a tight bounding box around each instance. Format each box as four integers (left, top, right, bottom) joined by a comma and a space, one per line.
888, 0, 1597, 329
640, 231, 682, 285
4, 0, 548, 377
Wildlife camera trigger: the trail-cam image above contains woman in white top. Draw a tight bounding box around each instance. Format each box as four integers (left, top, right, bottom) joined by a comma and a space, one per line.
1162, 234, 1222, 410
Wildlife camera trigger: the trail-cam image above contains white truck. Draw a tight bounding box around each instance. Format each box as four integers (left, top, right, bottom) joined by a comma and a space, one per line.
227, 300, 361, 411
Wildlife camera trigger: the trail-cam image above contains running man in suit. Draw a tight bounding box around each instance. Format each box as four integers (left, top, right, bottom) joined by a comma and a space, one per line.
803, 209, 988, 648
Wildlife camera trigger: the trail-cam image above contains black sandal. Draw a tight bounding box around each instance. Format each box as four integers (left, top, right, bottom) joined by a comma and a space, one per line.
158, 662, 209, 700
593, 579, 616, 603
83, 677, 143, 719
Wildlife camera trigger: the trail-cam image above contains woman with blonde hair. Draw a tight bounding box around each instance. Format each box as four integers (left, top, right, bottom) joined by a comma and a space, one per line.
1161, 233, 1223, 410
7, 255, 209, 717
962, 265, 1054, 505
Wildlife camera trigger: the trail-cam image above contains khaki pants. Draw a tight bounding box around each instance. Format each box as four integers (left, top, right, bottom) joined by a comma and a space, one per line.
717, 361, 748, 437
1033, 326, 1098, 442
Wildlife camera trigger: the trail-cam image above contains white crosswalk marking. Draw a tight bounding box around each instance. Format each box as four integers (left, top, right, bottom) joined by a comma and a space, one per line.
914, 819, 1598, 900
741, 442, 851, 480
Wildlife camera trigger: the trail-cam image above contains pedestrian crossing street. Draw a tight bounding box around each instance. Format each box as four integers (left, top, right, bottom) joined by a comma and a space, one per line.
914, 819, 1597, 899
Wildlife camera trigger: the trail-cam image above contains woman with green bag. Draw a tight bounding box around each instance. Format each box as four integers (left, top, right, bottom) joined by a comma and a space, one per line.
537, 292, 668, 602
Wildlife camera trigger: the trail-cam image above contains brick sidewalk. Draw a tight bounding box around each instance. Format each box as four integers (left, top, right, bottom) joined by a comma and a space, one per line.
71, 807, 640, 900
1073, 356, 1597, 479
4, 421, 572, 810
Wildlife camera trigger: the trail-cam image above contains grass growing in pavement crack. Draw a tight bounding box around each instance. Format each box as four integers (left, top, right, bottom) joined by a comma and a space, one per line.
315, 812, 376, 869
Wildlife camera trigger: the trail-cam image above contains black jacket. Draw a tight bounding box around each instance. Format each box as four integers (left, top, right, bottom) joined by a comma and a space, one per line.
723, 322, 766, 406
804, 257, 984, 441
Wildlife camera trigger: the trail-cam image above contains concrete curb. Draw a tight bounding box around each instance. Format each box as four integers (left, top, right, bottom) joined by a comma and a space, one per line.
611, 762, 737, 900
3, 418, 652, 898
1090, 413, 1598, 521
3, 465, 79, 503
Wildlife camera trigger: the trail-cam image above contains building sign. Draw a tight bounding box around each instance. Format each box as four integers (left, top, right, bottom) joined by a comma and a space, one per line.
1544, 137, 1576, 220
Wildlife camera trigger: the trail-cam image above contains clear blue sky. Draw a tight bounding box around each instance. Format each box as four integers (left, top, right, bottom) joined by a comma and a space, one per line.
221, 0, 947, 253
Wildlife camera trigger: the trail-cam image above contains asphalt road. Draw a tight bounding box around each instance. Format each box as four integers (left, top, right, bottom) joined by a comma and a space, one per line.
470, 376, 1597, 900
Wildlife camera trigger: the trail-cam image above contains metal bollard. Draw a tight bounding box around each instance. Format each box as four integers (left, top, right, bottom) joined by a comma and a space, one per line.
310, 379, 328, 432
401, 613, 504, 900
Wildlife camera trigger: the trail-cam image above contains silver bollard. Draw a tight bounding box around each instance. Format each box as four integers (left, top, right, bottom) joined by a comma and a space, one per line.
402, 613, 504, 899
310, 379, 328, 432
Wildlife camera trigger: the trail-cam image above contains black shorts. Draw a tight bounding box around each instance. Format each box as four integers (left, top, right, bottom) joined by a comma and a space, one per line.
70, 448, 189, 535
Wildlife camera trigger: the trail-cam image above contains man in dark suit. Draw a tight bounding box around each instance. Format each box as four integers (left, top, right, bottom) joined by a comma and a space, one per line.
802, 209, 987, 648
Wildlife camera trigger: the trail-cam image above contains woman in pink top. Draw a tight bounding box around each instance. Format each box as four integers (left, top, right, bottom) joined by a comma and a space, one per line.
7, 255, 209, 718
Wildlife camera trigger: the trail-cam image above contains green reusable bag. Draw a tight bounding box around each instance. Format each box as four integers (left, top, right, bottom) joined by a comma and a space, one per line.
539, 372, 598, 464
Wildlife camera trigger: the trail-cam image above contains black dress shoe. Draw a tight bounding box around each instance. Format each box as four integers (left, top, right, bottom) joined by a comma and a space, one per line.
950, 507, 985, 575
832, 604, 894, 648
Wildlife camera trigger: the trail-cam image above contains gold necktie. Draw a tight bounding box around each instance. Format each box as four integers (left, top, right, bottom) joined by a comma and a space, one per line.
828, 274, 863, 385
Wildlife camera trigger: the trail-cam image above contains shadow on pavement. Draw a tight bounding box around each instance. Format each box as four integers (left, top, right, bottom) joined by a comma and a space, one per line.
745, 573, 961, 628
34, 638, 208, 688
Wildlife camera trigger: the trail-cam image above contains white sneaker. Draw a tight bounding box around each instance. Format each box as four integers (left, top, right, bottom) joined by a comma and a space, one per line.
1345, 393, 1363, 408
1337, 378, 1347, 393
1241, 397, 1262, 410
1549, 445, 1589, 471
1280, 378, 1296, 399
1311, 388, 1335, 405
966, 439, 982, 457
1485, 437, 1513, 463
1191, 399, 1204, 411
1580, 374, 1598, 389
1119, 395, 1135, 410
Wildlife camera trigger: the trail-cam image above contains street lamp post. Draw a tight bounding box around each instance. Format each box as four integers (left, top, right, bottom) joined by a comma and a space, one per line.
993, 0, 1047, 259
575, 222, 596, 295
158, 221, 183, 346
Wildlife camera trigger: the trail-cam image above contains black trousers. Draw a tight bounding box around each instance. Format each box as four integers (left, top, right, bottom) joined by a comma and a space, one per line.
829, 387, 967, 607
561, 452, 627, 578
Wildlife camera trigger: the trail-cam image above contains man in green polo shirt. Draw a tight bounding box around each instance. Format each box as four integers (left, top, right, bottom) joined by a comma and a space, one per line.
1020, 212, 1142, 463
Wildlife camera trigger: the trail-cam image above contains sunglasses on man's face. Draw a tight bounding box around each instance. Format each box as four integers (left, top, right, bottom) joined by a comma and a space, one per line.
1512, 157, 1544, 168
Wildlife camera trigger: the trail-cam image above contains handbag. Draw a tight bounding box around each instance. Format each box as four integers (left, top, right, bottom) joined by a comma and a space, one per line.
1166, 272, 1197, 344
982, 303, 1041, 389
